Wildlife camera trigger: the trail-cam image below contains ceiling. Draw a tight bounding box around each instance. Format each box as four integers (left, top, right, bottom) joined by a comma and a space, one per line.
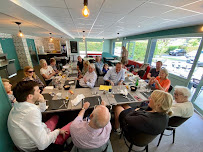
0, 0, 203, 39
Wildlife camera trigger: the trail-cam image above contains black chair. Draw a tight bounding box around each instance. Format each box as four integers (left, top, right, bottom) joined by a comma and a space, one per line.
61, 59, 67, 66
157, 116, 190, 147
123, 131, 158, 152
168, 85, 173, 93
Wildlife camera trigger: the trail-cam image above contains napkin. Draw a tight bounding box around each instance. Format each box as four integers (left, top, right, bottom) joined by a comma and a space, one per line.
44, 86, 54, 90
120, 89, 128, 96
71, 94, 85, 106
69, 81, 75, 84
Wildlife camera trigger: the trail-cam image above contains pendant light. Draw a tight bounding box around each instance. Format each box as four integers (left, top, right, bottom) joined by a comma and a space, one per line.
15, 22, 23, 37
82, 0, 90, 17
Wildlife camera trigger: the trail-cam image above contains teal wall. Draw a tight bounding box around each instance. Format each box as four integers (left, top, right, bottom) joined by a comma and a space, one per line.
0, 38, 21, 70
0, 77, 13, 152
26, 38, 39, 66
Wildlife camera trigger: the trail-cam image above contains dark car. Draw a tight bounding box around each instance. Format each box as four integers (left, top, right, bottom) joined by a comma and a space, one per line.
169, 49, 186, 56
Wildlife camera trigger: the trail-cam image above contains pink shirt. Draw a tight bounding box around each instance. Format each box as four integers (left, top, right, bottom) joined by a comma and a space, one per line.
70, 116, 112, 149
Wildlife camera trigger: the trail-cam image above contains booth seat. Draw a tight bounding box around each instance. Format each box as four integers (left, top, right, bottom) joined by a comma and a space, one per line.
126, 60, 150, 80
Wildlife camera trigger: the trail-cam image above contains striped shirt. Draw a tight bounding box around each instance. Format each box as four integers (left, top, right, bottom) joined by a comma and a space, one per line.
70, 116, 111, 149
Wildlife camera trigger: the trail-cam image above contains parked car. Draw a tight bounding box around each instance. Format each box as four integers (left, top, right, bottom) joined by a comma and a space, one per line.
169, 49, 186, 56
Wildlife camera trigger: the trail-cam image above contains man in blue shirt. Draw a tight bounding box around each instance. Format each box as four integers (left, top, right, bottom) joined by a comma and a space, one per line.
95, 56, 104, 75
103, 62, 125, 86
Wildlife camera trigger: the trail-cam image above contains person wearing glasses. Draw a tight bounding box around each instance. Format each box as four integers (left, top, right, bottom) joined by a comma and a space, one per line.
23, 66, 45, 91
70, 101, 112, 151
40, 59, 56, 86
170, 86, 194, 118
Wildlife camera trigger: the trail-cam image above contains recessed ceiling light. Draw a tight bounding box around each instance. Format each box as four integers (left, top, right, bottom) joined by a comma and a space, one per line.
138, 25, 141, 28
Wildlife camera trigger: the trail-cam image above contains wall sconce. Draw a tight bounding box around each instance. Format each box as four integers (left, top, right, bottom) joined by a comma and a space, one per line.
15, 22, 23, 37
49, 33, 53, 42
102, 38, 104, 43
82, 0, 90, 17
117, 33, 119, 41
82, 31, 85, 42
201, 26, 203, 32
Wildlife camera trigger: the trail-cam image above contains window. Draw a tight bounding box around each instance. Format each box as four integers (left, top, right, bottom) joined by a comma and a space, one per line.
79, 42, 85, 58
151, 37, 202, 78
128, 40, 148, 62
87, 42, 103, 52
114, 42, 122, 57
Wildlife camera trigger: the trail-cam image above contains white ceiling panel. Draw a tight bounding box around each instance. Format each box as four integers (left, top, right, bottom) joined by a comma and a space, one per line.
160, 8, 200, 20
36, 7, 70, 18
129, 2, 174, 18
0, 0, 202, 39
26, 0, 67, 8
102, 0, 147, 14
182, 1, 203, 13
150, 0, 200, 7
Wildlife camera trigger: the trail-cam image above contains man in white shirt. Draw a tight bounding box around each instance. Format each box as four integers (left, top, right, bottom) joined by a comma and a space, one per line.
7, 81, 69, 151
77, 63, 97, 88
103, 62, 125, 86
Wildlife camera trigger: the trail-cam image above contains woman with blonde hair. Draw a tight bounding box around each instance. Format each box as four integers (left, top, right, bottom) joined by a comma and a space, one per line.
149, 68, 171, 92
114, 90, 173, 138
40, 59, 56, 85
23, 66, 45, 91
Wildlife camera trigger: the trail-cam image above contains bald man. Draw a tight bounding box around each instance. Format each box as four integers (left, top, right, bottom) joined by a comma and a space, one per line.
70, 101, 112, 150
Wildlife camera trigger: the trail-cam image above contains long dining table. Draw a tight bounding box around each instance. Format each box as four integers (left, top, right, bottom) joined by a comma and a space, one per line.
41, 66, 152, 113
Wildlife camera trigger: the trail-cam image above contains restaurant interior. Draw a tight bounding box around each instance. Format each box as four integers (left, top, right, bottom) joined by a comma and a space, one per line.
0, 0, 203, 152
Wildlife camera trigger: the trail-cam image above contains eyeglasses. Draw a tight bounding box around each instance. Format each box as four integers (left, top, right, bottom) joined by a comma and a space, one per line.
27, 70, 35, 73
174, 93, 183, 96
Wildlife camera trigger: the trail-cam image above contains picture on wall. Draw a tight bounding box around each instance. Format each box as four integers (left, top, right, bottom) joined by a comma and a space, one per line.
70, 41, 78, 53
48, 43, 55, 51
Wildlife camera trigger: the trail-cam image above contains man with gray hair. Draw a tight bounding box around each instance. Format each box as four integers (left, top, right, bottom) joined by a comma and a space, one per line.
70, 101, 112, 151
77, 63, 97, 88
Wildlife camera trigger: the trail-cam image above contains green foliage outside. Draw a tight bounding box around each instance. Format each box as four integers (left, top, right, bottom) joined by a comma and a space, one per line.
79, 42, 103, 52
87, 42, 103, 52
127, 40, 148, 62
153, 38, 201, 57
79, 42, 85, 51
115, 42, 122, 48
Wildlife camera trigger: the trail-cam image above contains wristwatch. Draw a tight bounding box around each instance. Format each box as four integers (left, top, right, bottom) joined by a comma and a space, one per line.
82, 107, 86, 110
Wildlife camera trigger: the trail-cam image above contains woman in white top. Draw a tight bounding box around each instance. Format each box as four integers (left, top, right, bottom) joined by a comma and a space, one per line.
170, 86, 194, 118
40, 59, 56, 85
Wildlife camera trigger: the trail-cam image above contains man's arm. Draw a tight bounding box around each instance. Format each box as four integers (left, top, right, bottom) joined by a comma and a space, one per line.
147, 73, 152, 79
86, 74, 97, 88
78, 102, 90, 117
103, 70, 114, 85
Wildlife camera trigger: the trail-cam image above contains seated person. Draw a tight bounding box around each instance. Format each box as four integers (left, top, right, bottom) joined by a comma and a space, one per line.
2, 78, 16, 105
95, 56, 104, 75
7, 81, 71, 151
103, 62, 125, 86
70, 101, 112, 150
102, 63, 109, 75
114, 90, 173, 143
78, 60, 90, 79
147, 61, 162, 80
170, 86, 194, 118
23, 66, 44, 91
50, 58, 59, 73
76, 63, 97, 88
149, 68, 170, 92
77, 56, 84, 73
40, 59, 56, 85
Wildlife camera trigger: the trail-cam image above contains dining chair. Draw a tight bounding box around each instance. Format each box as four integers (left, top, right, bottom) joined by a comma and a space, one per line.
157, 116, 190, 147
122, 131, 158, 152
